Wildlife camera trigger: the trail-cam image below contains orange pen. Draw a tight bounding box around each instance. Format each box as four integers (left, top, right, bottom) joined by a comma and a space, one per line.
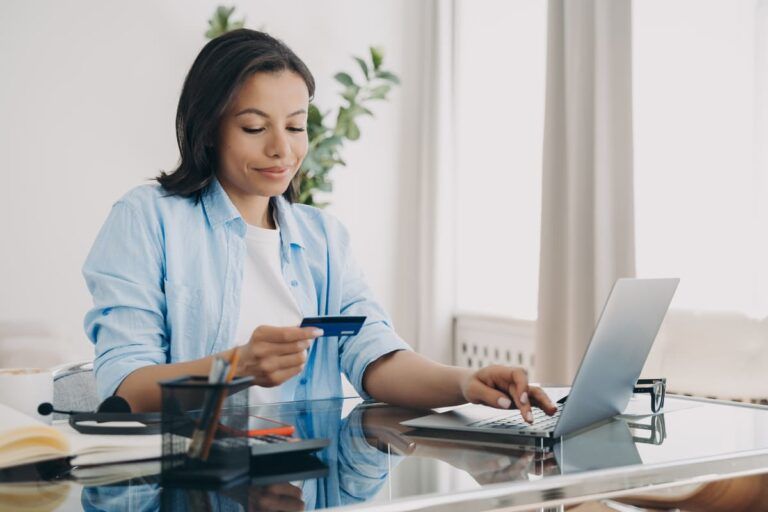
248, 425, 296, 437
247, 414, 296, 437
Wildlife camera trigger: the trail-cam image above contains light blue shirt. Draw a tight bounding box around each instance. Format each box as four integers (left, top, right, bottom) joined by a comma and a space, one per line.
82, 178, 411, 401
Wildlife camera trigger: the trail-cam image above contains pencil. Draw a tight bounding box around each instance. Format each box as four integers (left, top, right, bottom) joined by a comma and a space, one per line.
200, 348, 241, 460
187, 357, 227, 458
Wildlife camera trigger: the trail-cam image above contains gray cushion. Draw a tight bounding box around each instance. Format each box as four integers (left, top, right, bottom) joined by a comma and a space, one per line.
53, 364, 99, 420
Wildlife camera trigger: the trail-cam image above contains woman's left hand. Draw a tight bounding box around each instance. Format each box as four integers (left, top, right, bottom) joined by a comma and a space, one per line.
460, 365, 558, 424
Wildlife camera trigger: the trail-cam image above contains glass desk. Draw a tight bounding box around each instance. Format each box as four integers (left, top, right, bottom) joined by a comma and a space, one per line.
5, 394, 768, 511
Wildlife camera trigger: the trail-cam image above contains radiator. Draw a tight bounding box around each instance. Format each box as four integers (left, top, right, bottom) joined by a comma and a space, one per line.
453, 314, 537, 377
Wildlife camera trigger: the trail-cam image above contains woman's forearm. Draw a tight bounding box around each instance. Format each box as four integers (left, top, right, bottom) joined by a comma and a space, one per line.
115, 348, 235, 412
362, 350, 472, 409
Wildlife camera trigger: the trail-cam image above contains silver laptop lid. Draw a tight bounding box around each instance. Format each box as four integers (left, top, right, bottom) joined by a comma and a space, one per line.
553, 278, 679, 437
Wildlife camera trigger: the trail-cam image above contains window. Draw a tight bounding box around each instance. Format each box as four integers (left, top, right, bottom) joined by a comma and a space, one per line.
633, 0, 768, 318
454, 0, 547, 320
455, 0, 767, 324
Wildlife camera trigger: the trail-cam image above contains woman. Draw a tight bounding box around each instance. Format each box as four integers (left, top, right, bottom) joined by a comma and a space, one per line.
83, 29, 556, 420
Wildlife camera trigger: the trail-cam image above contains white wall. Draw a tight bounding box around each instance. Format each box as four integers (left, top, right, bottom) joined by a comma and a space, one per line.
0, 0, 423, 363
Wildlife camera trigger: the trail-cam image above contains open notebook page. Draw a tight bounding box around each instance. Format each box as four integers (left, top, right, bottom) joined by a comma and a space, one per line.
0, 403, 69, 469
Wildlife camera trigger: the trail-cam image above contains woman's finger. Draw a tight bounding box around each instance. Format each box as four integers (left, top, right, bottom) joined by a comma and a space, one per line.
261, 365, 303, 387
252, 338, 310, 357
468, 379, 515, 410
528, 386, 558, 415
505, 367, 533, 423
252, 325, 323, 343
268, 351, 307, 371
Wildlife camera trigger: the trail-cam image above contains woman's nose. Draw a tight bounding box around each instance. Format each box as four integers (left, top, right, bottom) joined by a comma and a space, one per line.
265, 130, 291, 159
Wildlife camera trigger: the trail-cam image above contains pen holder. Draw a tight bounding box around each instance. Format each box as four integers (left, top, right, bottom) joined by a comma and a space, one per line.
159, 375, 253, 486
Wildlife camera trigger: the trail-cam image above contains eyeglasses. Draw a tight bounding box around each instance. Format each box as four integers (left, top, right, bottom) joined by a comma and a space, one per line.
633, 378, 667, 413
628, 414, 667, 445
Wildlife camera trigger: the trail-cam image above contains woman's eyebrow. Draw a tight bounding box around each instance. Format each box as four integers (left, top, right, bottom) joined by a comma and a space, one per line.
234, 107, 307, 118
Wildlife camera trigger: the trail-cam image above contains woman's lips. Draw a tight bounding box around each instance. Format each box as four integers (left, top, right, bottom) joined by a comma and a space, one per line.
253, 166, 290, 176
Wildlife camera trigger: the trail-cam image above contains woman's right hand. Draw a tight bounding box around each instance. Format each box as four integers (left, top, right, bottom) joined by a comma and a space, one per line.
235, 325, 323, 387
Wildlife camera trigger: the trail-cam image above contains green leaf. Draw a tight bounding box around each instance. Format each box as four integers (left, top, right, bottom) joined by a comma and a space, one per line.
366, 84, 391, 100
316, 135, 344, 151
347, 104, 370, 118
346, 120, 360, 140
374, 70, 400, 84
299, 190, 313, 204
307, 103, 323, 124
334, 72, 355, 87
354, 56, 370, 80
335, 107, 350, 135
370, 46, 383, 70
341, 85, 360, 103
205, 5, 245, 39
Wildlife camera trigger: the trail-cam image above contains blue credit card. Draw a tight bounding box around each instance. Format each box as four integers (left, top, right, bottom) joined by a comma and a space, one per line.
300, 316, 367, 337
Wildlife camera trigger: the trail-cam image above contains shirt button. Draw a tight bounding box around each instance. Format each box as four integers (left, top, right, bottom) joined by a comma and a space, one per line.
299, 378, 307, 385
290, 280, 299, 287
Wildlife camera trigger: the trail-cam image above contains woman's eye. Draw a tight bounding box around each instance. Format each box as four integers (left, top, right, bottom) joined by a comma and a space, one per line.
242, 127, 305, 134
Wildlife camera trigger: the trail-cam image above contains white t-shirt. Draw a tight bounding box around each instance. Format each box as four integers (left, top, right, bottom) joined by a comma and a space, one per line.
233, 221, 304, 405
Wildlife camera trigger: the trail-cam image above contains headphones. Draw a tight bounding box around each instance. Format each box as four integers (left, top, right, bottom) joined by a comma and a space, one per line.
38, 396, 162, 435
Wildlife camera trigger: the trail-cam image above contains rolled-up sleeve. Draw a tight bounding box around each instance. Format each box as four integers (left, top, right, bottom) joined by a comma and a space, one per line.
334, 224, 412, 400
82, 200, 167, 400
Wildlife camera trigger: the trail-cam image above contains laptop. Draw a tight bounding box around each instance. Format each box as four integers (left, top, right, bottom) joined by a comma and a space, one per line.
402, 278, 679, 440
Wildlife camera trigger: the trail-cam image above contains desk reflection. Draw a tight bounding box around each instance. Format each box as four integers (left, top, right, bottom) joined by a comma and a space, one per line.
80, 401, 672, 511
3, 396, 760, 512
81, 399, 397, 511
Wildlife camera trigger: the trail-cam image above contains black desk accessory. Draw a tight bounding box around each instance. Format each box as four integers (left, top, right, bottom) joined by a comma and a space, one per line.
249, 434, 330, 458
159, 375, 253, 486
37, 396, 162, 435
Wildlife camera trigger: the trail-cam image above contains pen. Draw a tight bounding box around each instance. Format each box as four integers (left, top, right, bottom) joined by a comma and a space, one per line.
248, 425, 296, 437
200, 348, 240, 460
187, 357, 227, 458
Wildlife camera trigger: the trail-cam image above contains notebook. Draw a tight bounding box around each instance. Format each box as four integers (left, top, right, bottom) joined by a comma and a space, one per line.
0, 403, 161, 470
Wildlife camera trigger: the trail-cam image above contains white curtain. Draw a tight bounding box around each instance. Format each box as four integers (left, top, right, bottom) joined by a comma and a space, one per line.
414, 0, 457, 365
389, 0, 459, 499
535, 0, 636, 384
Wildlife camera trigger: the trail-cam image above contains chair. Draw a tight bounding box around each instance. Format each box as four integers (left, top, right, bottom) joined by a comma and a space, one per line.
643, 311, 768, 404
52, 360, 100, 420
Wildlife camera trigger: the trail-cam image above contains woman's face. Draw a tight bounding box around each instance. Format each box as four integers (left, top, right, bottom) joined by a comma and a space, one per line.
216, 70, 310, 200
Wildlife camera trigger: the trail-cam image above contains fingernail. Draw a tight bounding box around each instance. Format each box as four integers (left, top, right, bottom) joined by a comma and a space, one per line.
497, 397, 512, 409
311, 328, 324, 337
525, 411, 533, 423
520, 392, 529, 405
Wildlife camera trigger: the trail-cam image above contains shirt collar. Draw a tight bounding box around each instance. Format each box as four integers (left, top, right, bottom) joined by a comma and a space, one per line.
201, 177, 306, 250
272, 195, 306, 250
201, 177, 241, 229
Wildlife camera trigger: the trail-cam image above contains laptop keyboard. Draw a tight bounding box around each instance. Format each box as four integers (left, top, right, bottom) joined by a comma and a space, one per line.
467, 404, 564, 432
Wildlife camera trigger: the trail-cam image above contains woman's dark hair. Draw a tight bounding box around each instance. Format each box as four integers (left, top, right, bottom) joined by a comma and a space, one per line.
156, 29, 315, 203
